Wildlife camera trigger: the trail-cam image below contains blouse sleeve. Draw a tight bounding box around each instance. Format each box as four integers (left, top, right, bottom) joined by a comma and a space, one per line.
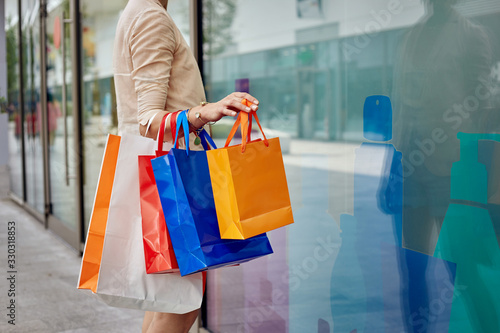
129, 9, 176, 126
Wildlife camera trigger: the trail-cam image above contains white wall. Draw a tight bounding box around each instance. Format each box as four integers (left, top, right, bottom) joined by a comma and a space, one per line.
230, 0, 424, 54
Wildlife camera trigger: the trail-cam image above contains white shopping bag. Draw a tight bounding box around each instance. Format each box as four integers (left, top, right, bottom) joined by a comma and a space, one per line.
77, 133, 203, 313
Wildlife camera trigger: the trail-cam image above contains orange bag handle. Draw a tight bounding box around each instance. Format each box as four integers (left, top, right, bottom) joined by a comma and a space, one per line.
225, 99, 269, 153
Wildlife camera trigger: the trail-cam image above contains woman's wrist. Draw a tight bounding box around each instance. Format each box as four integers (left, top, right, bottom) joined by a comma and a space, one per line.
186, 106, 203, 131
187, 102, 213, 132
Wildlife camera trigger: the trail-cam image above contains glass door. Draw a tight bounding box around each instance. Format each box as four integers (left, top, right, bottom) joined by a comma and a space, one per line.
45, 0, 80, 249
22, 0, 44, 217
5, 0, 24, 200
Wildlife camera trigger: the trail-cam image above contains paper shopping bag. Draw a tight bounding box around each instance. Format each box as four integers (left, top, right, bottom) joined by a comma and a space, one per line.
151, 110, 273, 276
206, 102, 294, 239
78, 130, 203, 313
138, 112, 179, 274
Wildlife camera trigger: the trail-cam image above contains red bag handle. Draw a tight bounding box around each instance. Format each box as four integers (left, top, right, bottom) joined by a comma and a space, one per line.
225, 99, 269, 153
155, 111, 181, 156
155, 113, 170, 156
170, 110, 181, 148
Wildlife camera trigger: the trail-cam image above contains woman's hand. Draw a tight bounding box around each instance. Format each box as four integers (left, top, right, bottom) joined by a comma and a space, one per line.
188, 92, 259, 128
139, 92, 259, 140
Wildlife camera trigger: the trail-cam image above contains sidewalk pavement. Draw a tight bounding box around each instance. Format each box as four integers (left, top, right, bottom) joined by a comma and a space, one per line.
0, 165, 147, 332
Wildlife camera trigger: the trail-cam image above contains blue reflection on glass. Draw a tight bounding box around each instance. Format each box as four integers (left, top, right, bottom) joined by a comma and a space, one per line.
382, 243, 456, 332
357, 96, 403, 330
363, 95, 392, 142
331, 96, 458, 332
317, 318, 330, 333
330, 214, 366, 333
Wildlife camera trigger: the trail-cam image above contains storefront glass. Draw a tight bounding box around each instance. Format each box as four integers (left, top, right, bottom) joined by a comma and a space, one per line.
22, 0, 44, 214
5, 0, 23, 199
81, 0, 192, 231
203, 0, 500, 332
80, 0, 127, 232
3, 0, 500, 328
44, 0, 79, 229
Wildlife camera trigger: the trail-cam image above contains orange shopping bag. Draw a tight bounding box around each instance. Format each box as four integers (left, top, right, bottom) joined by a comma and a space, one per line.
206, 100, 294, 239
78, 135, 121, 292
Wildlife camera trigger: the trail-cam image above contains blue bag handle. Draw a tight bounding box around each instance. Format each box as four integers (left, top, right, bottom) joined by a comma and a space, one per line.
173, 110, 218, 155
199, 128, 217, 151
174, 110, 190, 155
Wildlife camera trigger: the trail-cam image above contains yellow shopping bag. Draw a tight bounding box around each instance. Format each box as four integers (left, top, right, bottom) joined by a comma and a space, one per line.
207, 100, 294, 239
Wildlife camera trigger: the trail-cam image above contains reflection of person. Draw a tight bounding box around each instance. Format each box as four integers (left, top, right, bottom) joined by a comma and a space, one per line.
36, 92, 61, 146
300, 95, 314, 138
113, 0, 259, 332
8, 103, 22, 141
393, 0, 492, 256
47, 92, 61, 146
392, 0, 497, 331
6, 102, 16, 117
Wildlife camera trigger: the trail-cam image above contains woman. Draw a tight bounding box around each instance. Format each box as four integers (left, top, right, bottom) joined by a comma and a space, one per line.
113, 0, 259, 332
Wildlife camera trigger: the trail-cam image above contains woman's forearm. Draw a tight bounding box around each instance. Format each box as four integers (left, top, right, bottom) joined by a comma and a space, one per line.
139, 111, 175, 142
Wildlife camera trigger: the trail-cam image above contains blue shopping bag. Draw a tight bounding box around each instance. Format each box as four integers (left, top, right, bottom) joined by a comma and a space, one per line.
151, 110, 273, 276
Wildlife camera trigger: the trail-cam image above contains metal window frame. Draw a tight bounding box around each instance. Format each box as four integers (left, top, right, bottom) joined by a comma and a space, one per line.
70, 0, 84, 252
190, 0, 204, 76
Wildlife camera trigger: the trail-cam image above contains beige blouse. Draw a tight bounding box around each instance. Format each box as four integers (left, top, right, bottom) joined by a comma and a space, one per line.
113, 0, 206, 137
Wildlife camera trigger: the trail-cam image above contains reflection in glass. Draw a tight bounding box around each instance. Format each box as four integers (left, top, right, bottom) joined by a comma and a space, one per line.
22, 0, 44, 214
3, 0, 493, 331
289, 157, 339, 332
393, 0, 500, 331
434, 133, 500, 332
80, 0, 192, 232
393, 0, 494, 254
81, 0, 126, 230
45, 0, 77, 228
5, 0, 23, 198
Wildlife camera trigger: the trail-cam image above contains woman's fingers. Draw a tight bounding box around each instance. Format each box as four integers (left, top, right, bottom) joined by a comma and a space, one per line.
232, 92, 259, 105
225, 94, 259, 112
221, 108, 237, 117
224, 98, 256, 113
209, 92, 259, 121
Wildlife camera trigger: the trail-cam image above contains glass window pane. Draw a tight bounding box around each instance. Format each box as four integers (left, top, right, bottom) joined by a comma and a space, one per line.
81, 0, 192, 233
5, 0, 23, 199
44, 0, 79, 229
80, 0, 127, 232
202, 1, 500, 332
22, 0, 44, 214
